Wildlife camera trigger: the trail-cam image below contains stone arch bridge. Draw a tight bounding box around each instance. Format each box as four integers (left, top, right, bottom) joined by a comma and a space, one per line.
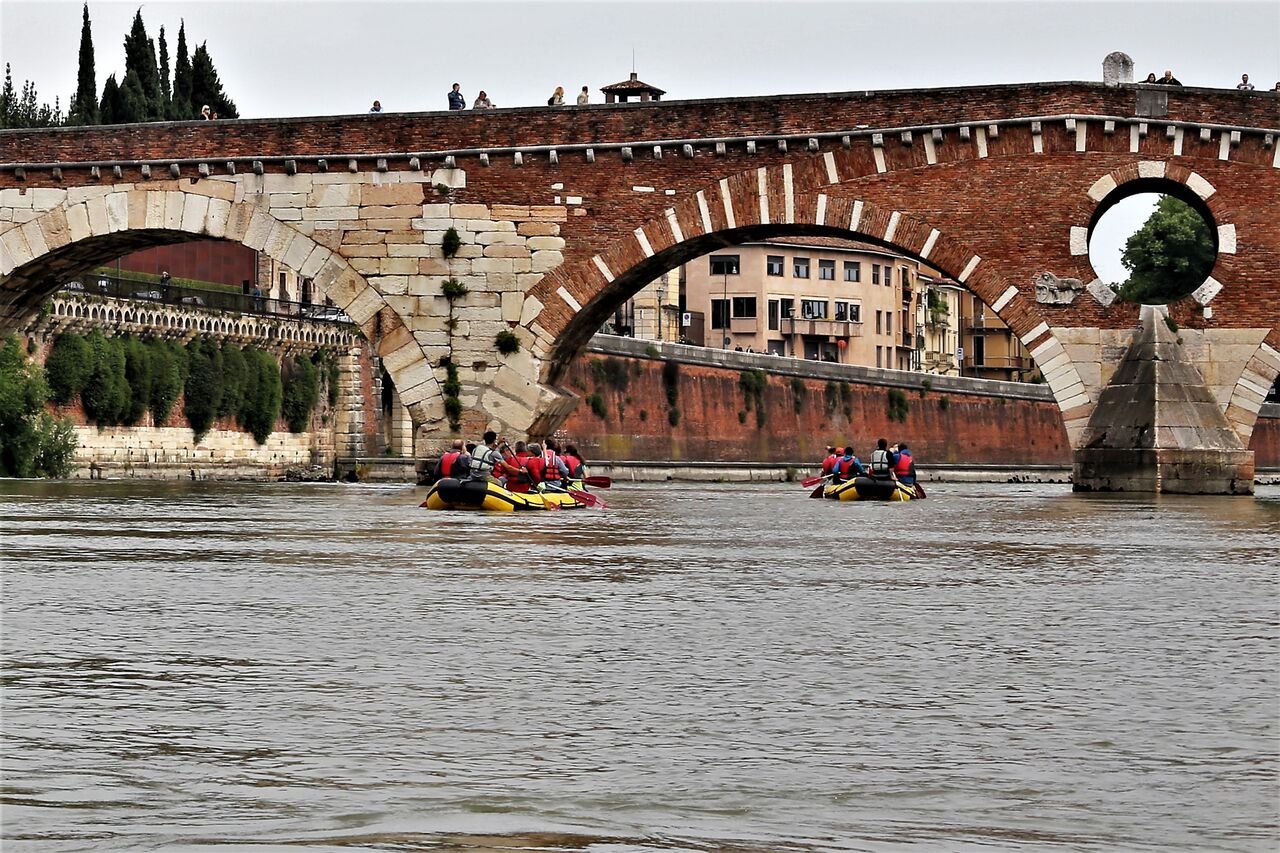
2, 82, 1277, 491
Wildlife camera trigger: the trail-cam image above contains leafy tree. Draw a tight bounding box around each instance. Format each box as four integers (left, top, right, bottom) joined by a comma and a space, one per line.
0, 65, 63, 128
171, 21, 192, 119
69, 3, 99, 125
121, 336, 153, 425
190, 42, 238, 118
0, 65, 14, 128
218, 342, 247, 418
1118, 196, 1215, 304
184, 338, 224, 441
0, 336, 76, 478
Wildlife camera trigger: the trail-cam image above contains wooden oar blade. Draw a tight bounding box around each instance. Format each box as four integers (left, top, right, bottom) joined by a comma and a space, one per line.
568, 488, 606, 509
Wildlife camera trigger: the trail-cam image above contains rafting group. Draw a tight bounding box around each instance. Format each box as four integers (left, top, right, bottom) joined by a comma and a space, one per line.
421, 430, 609, 512
804, 437, 926, 502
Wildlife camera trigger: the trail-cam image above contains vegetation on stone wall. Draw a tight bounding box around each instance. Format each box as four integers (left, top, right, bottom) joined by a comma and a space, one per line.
495, 330, 520, 355
441, 227, 462, 259
591, 356, 630, 392
587, 393, 607, 419
38, 331, 334, 446
239, 348, 283, 444
441, 357, 463, 432
790, 377, 807, 414
887, 388, 910, 422
45, 333, 92, 405
739, 369, 767, 428
281, 354, 320, 434
0, 336, 77, 478
662, 360, 681, 426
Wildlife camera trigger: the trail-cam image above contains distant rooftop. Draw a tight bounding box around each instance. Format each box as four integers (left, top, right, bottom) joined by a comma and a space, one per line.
601, 72, 666, 103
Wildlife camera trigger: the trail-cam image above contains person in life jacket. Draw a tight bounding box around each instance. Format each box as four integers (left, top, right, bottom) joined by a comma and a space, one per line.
831, 444, 866, 484
524, 442, 571, 488
561, 443, 586, 479
891, 442, 916, 485
821, 445, 839, 476
467, 430, 505, 481
869, 437, 899, 480
433, 439, 470, 481
495, 440, 532, 493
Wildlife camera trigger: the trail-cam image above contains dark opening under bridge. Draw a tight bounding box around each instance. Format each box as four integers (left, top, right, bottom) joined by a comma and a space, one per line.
2, 81, 1277, 492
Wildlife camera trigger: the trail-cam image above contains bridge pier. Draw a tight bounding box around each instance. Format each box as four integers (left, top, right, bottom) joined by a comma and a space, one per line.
1073, 305, 1254, 495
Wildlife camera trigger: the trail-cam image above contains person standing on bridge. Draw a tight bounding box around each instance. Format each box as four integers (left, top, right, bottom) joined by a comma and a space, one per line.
547, 86, 565, 106
448, 83, 466, 110
1236, 74, 1254, 91
1155, 70, 1182, 86
370, 100, 382, 112
576, 86, 590, 105
473, 91, 495, 109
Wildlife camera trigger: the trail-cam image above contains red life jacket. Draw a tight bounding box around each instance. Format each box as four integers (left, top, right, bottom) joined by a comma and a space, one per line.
892, 452, 912, 479
524, 454, 547, 484
822, 454, 837, 475
440, 450, 461, 478
561, 452, 583, 478
835, 455, 859, 478
540, 449, 563, 483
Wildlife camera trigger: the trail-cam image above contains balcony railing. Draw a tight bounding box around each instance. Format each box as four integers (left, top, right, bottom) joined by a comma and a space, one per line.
59, 273, 352, 323
966, 355, 1033, 370
781, 317, 864, 338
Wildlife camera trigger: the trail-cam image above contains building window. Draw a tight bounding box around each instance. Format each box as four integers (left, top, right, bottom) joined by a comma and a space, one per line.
818, 259, 835, 280
834, 301, 848, 321
886, 312, 892, 334
849, 303, 861, 323
872, 264, 881, 285
844, 261, 861, 282
876, 346, 883, 368
801, 299, 828, 319
901, 267, 910, 287
768, 299, 780, 330
883, 266, 891, 286
766, 255, 784, 276
711, 299, 730, 329
279, 271, 287, 289
793, 257, 810, 278
732, 296, 757, 318
709, 255, 740, 276
780, 298, 795, 321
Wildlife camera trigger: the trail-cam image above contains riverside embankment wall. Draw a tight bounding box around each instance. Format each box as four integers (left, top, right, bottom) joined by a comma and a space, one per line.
558, 336, 1073, 467
556, 336, 1280, 473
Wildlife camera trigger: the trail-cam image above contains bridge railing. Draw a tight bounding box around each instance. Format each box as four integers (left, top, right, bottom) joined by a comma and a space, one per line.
57, 273, 353, 324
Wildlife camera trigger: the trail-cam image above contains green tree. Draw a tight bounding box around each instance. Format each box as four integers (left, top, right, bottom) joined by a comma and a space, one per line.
184, 338, 224, 441
121, 336, 153, 425
81, 330, 129, 425
148, 339, 185, 426
68, 3, 99, 125
171, 21, 192, 119
190, 42, 238, 118
240, 348, 282, 444
121, 9, 163, 120
1118, 196, 1216, 304
0, 64, 14, 128
0, 336, 76, 478
0, 67, 62, 128
45, 332, 92, 405
157, 25, 172, 116
99, 73, 125, 124
281, 355, 319, 433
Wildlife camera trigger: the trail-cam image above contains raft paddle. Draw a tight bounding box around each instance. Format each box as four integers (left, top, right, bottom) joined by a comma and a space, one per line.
801, 473, 831, 488
582, 475, 612, 488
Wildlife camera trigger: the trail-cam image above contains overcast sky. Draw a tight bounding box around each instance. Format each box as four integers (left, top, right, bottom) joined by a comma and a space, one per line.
3, 0, 1276, 280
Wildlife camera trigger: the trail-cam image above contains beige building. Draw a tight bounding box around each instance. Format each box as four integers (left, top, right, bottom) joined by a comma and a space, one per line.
957, 292, 1035, 382
917, 273, 965, 376
683, 237, 921, 369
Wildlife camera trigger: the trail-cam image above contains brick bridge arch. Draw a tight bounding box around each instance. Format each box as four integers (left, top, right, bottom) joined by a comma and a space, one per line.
3, 82, 1277, 488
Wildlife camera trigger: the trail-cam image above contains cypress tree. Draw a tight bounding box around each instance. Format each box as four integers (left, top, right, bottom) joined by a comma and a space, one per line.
69, 3, 99, 125
157, 25, 172, 117
122, 9, 162, 120
172, 21, 192, 119
0, 65, 15, 128
99, 74, 124, 124
190, 42, 238, 118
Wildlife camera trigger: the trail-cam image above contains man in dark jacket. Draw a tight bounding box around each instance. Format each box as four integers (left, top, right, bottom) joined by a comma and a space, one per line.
447, 84, 466, 110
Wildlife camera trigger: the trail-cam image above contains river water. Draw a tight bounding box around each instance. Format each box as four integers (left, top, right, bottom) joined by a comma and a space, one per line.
2, 479, 1277, 852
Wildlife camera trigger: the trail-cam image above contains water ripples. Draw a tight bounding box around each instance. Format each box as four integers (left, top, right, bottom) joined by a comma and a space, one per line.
2, 479, 1278, 851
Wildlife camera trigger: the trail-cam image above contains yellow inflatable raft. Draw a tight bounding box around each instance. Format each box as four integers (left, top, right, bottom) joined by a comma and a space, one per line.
824, 476, 918, 502
421, 477, 591, 512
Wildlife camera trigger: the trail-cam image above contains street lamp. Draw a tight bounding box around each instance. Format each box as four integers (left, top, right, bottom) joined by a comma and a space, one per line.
656, 280, 665, 342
